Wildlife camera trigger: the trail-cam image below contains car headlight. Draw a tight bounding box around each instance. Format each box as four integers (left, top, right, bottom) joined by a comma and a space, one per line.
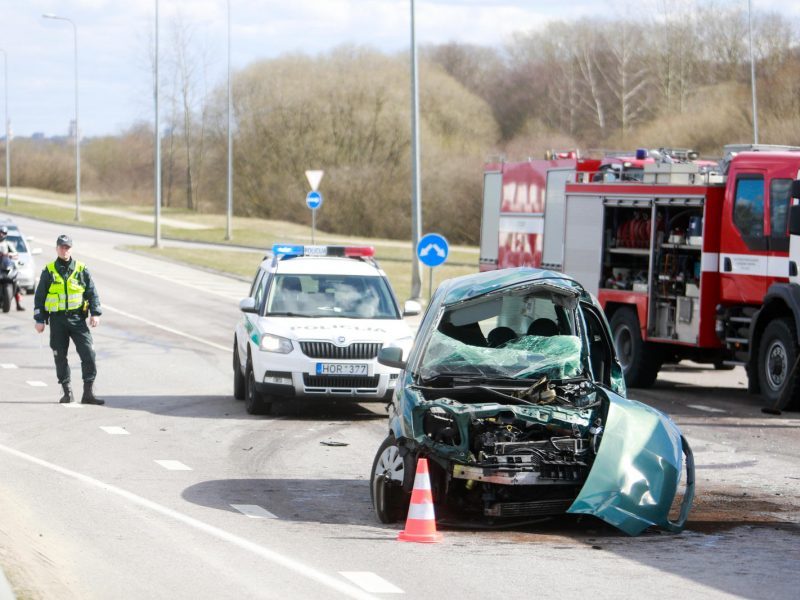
259, 333, 293, 353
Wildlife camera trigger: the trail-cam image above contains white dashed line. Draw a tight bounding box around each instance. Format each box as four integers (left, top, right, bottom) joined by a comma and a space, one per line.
61, 403, 85, 408
1, 363, 17, 369
26, 381, 47, 387
0, 442, 377, 600
154, 460, 192, 471
100, 426, 130, 435
339, 572, 404, 594
687, 404, 727, 414
231, 504, 278, 519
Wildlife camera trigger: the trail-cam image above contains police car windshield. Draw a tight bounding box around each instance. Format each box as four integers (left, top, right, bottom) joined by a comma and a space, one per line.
265, 274, 399, 319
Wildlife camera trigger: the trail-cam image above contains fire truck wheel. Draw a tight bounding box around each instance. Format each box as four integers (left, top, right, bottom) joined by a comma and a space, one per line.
610, 307, 661, 388
758, 318, 800, 409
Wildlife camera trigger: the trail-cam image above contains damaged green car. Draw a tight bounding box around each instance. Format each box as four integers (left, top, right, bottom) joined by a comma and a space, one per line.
371, 268, 694, 536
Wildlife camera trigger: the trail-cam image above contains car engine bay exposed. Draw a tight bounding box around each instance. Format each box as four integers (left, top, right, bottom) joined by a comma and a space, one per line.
415, 379, 607, 518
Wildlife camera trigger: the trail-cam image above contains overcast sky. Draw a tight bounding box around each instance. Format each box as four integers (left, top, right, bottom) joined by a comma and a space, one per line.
0, 0, 794, 137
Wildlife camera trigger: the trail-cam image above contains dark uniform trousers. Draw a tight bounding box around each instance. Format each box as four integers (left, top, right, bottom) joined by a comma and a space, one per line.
49, 310, 97, 384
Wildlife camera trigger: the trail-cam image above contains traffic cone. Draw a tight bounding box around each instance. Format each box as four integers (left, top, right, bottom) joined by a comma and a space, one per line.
398, 457, 442, 543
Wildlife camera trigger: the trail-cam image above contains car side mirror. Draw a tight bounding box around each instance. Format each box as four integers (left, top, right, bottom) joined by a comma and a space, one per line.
377, 346, 406, 369
31, 248, 42, 256
239, 297, 257, 313
403, 299, 422, 316
790, 203, 800, 236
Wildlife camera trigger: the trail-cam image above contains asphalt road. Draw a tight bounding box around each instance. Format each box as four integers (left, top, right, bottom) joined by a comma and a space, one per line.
1, 215, 798, 600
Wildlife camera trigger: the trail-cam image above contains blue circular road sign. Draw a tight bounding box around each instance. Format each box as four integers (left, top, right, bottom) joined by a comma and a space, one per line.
306, 191, 323, 209
417, 233, 449, 268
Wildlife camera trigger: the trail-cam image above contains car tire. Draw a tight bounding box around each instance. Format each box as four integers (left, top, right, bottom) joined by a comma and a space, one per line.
370, 435, 414, 524
758, 318, 800, 410
245, 360, 272, 415
610, 307, 661, 388
233, 340, 245, 400
1, 283, 12, 313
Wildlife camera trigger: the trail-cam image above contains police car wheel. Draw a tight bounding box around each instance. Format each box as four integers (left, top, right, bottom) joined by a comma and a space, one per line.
233, 341, 245, 400
245, 361, 272, 415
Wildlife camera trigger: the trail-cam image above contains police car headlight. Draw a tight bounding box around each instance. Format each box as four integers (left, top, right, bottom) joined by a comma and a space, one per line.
259, 333, 293, 353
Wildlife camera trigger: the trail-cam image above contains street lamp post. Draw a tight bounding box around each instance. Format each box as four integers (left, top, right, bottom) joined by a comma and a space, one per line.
0, 49, 9, 207
154, 0, 161, 248
747, 0, 759, 144
42, 13, 80, 221
225, 0, 233, 241
409, 0, 423, 301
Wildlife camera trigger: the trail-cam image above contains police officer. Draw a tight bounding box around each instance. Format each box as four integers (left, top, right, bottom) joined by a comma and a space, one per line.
33, 234, 104, 405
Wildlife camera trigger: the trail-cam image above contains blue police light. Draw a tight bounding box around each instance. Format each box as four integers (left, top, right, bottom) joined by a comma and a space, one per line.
635, 148, 648, 160
272, 244, 305, 257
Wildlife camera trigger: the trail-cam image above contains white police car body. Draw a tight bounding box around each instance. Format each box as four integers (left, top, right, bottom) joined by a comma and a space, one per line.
234, 244, 419, 414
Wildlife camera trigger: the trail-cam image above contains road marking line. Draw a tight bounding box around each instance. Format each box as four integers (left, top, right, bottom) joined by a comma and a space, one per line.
154, 460, 192, 471
1, 363, 17, 369
340, 572, 404, 594
26, 380, 47, 387
100, 426, 130, 435
103, 304, 231, 352
62, 403, 85, 408
0, 443, 378, 600
231, 504, 278, 519
687, 404, 727, 414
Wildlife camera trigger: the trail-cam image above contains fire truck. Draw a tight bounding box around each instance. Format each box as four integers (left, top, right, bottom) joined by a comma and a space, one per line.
480, 145, 800, 409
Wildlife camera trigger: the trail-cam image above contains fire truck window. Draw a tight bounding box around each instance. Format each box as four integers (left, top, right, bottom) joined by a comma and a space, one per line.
769, 179, 792, 252
733, 176, 766, 250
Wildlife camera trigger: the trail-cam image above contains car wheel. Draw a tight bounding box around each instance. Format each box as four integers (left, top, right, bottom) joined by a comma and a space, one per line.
245, 360, 272, 415
610, 307, 661, 388
0, 283, 12, 313
758, 318, 800, 410
370, 435, 413, 524
233, 340, 245, 400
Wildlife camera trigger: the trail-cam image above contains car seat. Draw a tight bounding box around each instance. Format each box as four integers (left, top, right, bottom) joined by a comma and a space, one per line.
527, 318, 559, 337
487, 326, 516, 348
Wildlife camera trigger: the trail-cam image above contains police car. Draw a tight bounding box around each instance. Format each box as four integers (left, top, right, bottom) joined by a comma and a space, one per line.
233, 244, 421, 414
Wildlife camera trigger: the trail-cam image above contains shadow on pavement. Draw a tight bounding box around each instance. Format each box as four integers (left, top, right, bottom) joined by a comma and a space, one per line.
102, 394, 388, 421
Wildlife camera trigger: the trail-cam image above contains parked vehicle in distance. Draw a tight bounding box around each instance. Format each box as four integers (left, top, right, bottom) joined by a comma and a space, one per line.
371, 267, 694, 536
0, 219, 41, 294
234, 244, 420, 415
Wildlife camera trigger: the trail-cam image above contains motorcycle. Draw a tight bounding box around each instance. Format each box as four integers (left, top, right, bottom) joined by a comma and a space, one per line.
0, 255, 18, 313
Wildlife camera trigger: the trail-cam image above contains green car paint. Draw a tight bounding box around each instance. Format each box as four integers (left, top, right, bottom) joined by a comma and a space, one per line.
566, 391, 693, 536
383, 267, 693, 536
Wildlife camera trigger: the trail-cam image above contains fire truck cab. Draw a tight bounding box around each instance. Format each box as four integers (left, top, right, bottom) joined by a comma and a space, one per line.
481, 145, 800, 408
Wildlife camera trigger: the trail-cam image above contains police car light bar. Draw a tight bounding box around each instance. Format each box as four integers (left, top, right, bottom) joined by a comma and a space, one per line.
271, 244, 375, 259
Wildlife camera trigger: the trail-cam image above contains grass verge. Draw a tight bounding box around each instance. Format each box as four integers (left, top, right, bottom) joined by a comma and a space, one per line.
125, 245, 477, 302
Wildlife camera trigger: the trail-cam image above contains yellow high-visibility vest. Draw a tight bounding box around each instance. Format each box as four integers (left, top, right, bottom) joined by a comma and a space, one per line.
45, 261, 86, 312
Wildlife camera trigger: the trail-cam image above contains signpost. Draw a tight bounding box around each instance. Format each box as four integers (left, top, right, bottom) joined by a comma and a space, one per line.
417, 232, 449, 299
304, 170, 324, 243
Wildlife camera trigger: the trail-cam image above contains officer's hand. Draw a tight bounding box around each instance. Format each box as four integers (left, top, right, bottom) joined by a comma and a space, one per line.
89, 315, 100, 328
35, 323, 45, 334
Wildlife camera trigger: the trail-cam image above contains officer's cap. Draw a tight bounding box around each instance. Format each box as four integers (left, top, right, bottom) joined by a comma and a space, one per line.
56, 234, 73, 247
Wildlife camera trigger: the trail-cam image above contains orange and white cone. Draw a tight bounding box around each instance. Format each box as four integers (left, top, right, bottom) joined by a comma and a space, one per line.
398, 457, 442, 543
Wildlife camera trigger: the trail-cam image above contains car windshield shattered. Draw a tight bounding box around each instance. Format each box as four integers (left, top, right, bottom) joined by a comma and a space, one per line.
265, 273, 399, 319
419, 284, 584, 383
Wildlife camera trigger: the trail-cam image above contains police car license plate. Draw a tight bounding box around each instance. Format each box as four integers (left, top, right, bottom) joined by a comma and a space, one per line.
316, 363, 369, 375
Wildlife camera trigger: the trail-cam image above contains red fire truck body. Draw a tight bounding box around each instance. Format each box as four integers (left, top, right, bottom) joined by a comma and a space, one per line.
480, 146, 800, 407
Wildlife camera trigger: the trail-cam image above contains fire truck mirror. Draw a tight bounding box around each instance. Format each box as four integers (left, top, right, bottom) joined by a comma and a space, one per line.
791, 179, 800, 200
789, 202, 800, 236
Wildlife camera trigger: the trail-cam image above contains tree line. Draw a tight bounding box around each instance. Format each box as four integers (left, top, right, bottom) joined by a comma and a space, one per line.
3, 1, 799, 245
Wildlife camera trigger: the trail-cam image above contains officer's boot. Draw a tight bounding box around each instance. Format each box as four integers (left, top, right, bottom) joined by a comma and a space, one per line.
15, 292, 24, 311
81, 381, 105, 405
59, 383, 73, 404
